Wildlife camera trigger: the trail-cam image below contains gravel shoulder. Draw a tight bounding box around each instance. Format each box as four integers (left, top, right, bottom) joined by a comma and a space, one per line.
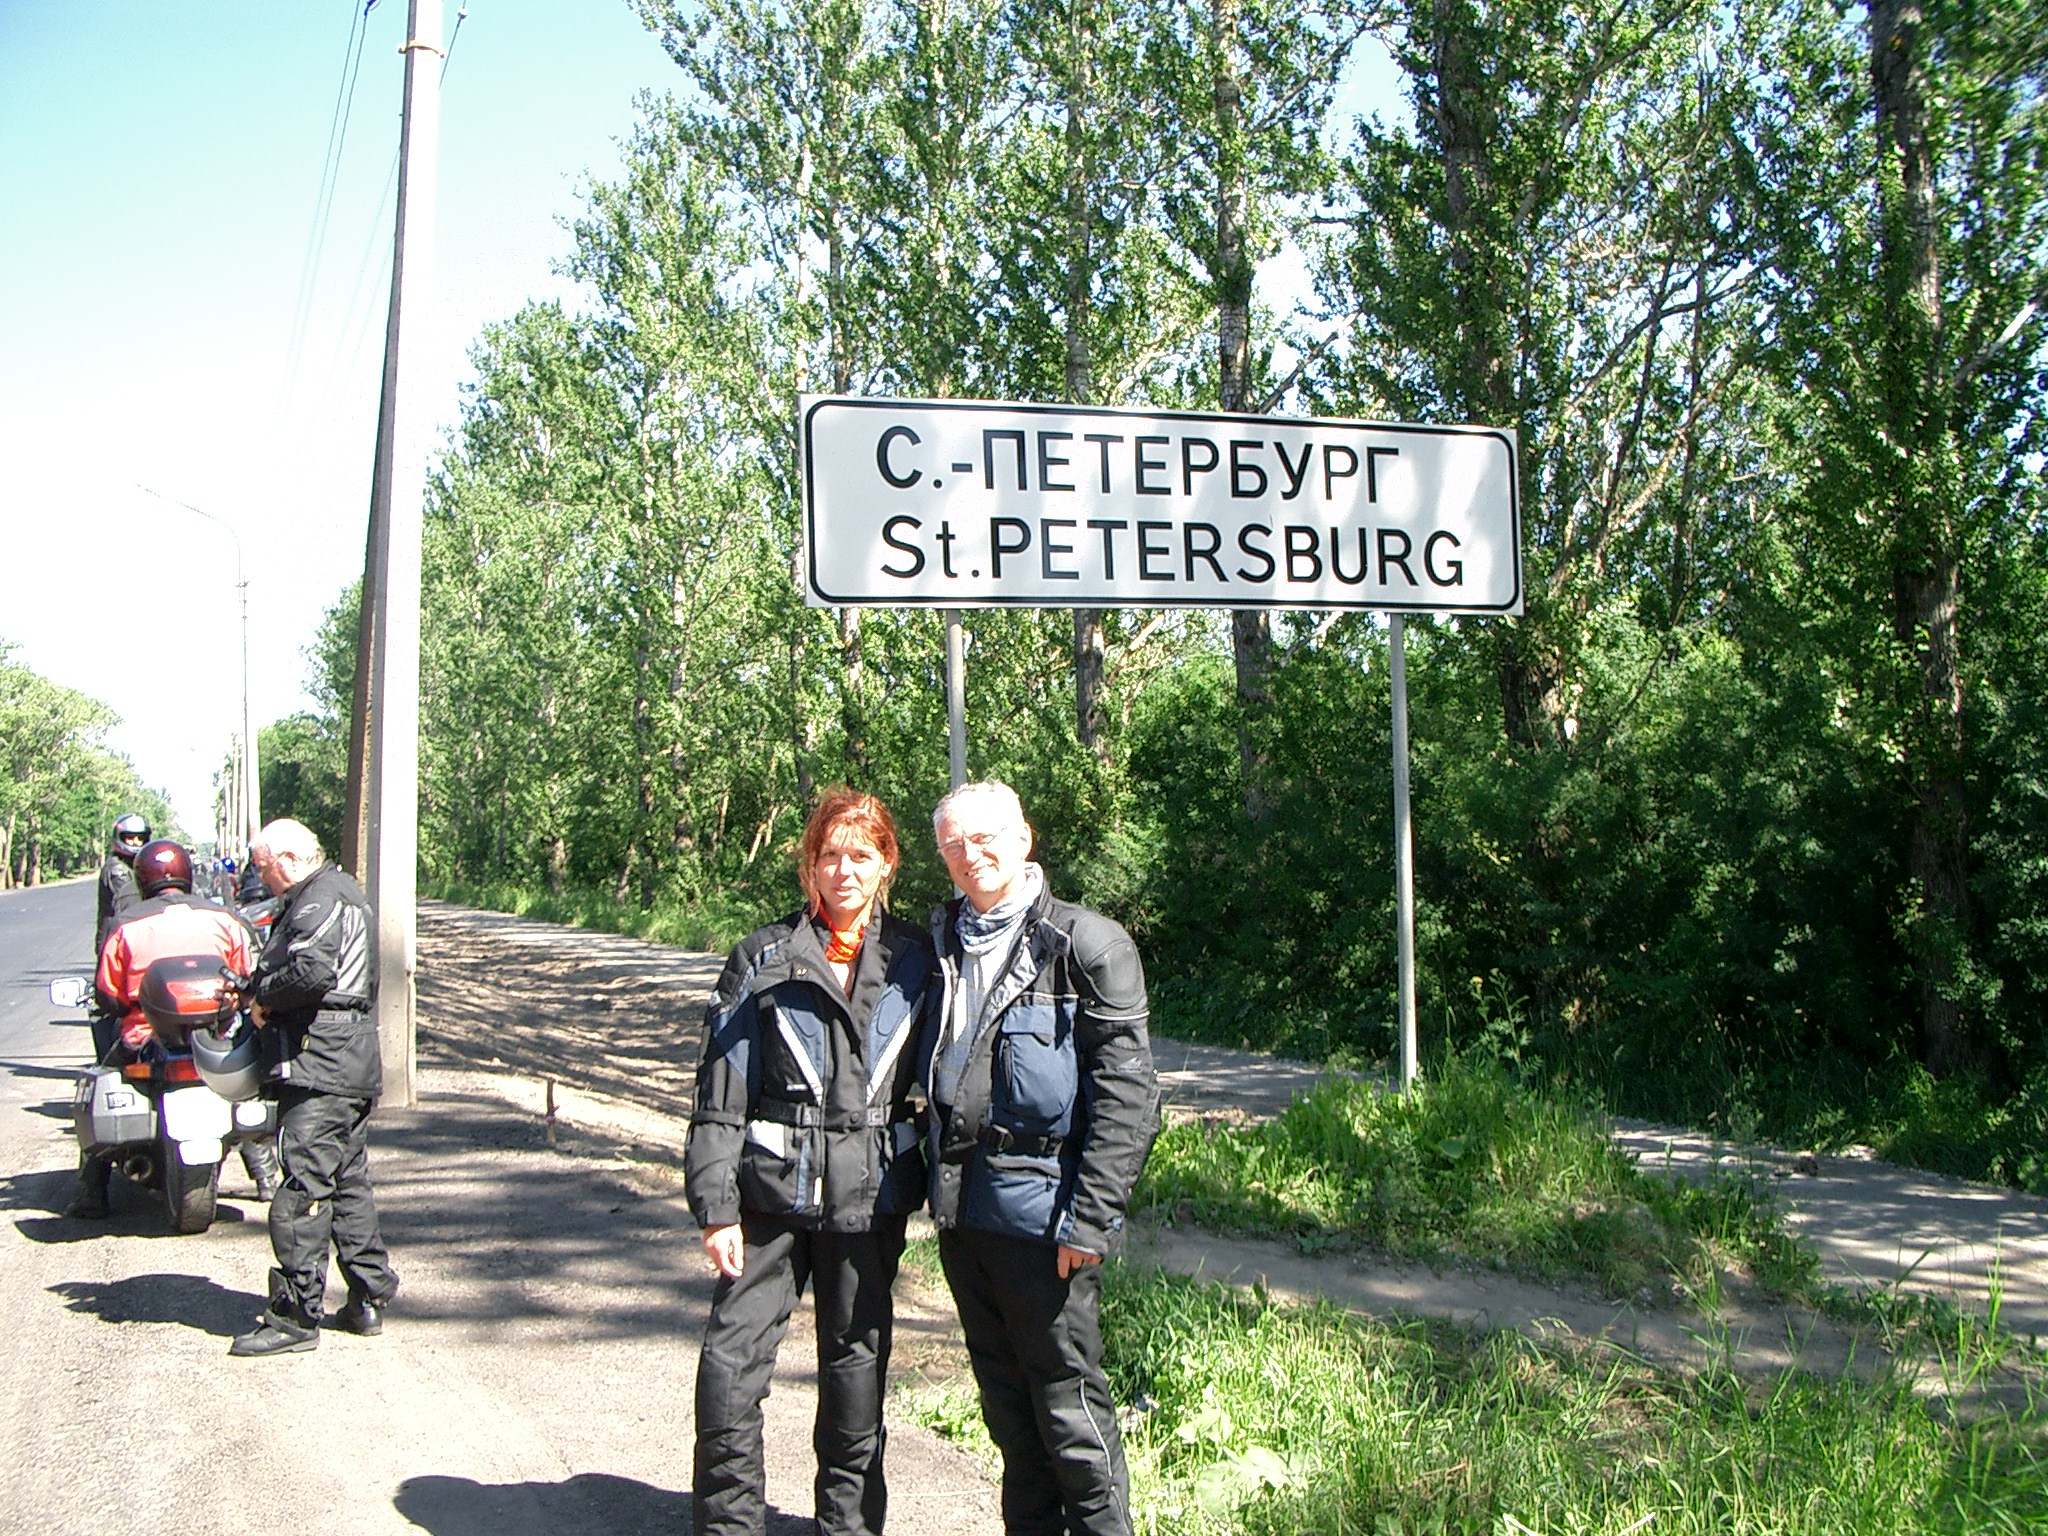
416, 899, 2048, 1375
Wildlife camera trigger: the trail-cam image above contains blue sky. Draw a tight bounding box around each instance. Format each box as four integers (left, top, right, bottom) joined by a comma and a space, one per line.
0, 0, 680, 835
1, 1, 1403, 840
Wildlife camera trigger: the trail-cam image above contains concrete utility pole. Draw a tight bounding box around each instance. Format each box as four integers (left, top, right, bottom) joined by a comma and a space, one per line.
357, 0, 442, 1109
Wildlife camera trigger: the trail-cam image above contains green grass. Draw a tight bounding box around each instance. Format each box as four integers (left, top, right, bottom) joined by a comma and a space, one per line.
905, 1261, 2048, 1534
423, 875, 763, 955
1137, 1050, 1816, 1301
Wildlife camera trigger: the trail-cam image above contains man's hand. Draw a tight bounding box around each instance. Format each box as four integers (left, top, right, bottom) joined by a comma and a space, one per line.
1056, 1244, 1101, 1280
248, 1001, 267, 1030
702, 1223, 746, 1279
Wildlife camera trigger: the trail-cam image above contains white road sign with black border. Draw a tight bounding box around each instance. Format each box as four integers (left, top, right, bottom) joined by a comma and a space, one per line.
800, 395, 1520, 614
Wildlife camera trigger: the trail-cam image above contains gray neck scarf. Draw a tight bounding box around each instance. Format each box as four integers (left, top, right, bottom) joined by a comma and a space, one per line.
935, 864, 1043, 1106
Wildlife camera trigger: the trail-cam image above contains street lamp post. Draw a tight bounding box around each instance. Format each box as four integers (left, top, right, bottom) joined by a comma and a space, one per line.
140, 487, 258, 852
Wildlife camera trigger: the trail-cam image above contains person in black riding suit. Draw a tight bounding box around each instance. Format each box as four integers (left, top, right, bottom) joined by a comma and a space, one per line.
227, 818, 398, 1358
685, 788, 937, 1536
92, 812, 150, 966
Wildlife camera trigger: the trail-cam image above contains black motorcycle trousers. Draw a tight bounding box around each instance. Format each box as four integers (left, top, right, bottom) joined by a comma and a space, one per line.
937, 1227, 1132, 1536
269, 1086, 396, 1322
693, 1214, 907, 1536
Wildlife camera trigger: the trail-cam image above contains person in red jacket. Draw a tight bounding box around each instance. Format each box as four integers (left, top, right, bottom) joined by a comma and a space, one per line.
68, 840, 275, 1218
94, 843, 254, 1049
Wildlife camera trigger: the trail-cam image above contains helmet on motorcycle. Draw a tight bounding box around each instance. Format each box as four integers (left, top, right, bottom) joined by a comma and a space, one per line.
190, 1020, 264, 1102
132, 839, 194, 897
137, 954, 239, 1040
111, 812, 151, 860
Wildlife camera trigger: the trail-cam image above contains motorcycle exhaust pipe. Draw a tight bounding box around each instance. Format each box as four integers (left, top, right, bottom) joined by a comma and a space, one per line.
121, 1153, 155, 1183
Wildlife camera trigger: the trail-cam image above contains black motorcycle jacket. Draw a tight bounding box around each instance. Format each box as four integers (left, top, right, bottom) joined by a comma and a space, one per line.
94, 854, 140, 958
924, 887, 1160, 1256
686, 908, 935, 1234
252, 861, 380, 1098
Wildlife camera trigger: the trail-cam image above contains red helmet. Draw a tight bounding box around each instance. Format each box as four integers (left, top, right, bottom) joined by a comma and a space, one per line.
132, 839, 194, 897
138, 955, 239, 1039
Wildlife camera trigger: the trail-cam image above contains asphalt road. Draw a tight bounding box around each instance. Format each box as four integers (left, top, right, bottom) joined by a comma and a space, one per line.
0, 881, 995, 1536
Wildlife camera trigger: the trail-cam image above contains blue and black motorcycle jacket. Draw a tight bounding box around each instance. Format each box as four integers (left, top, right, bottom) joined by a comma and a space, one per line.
924, 887, 1160, 1256
686, 908, 936, 1233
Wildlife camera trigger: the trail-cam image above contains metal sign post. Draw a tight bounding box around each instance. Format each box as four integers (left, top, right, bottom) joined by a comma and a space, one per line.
800, 395, 1520, 1089
944, 609, 968, 790
1389, 613, 1418, 1089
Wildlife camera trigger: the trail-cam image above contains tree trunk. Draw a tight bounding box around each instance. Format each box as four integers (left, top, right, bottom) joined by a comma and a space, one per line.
1213, 0, 1270, 816
1064, 0, 1108, 762
1429, 0, 1551, 751
1871, 0, 1971, 1073
826, 179, 867, 780
790, 539, 816, 809
839, 606, 868, 776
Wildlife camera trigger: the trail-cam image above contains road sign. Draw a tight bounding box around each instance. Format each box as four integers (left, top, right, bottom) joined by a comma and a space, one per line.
800, 394, 1520, 613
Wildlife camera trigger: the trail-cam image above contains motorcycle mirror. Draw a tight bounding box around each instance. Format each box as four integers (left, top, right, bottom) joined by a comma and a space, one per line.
48, 977, 89, 1009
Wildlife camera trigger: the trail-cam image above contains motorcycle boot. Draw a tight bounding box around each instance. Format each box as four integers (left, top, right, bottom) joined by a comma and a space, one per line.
241, 1137, 282, 1201
231, 1269, 319, 1357
331, 1290, 386, 1336
229, 1308, 319, 1357
64, 1152, 113, 1219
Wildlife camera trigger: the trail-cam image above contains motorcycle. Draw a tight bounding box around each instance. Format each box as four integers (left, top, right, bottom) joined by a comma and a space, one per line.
50, 965, 277, 1234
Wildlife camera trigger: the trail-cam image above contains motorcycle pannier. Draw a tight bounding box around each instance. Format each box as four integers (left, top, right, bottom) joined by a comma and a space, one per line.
74, 1066, 156, 1153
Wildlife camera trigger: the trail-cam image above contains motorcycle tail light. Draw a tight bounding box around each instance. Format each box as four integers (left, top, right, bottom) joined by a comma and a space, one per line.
120, 1058, 205, 1084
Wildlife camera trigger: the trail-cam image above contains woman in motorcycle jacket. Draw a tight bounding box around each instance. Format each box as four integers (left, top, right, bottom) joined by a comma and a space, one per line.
684, 788, 937, 1536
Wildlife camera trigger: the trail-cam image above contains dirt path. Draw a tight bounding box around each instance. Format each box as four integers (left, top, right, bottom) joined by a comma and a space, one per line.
415, 899, 2048, 1376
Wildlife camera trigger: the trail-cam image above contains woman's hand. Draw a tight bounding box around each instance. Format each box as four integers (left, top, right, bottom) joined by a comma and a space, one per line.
702, 1223, 746, 1279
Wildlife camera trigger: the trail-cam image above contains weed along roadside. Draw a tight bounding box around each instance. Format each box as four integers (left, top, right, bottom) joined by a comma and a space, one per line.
416, 899, 2048, 1532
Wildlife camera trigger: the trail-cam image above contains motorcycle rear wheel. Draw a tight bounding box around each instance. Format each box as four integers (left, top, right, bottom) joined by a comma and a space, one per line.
160, 1137, 219, 1233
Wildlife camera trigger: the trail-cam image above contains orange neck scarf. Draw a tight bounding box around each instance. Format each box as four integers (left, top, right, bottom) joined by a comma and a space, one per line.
818, 904, 870, 964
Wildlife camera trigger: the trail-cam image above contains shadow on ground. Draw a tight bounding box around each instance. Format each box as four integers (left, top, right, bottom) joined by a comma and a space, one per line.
0, 1058, 92, 1082
361, 1089, 711, 1341
49, 1272, 263, 1337
6, 1164, 253, 1240
395, 1472, 811, 1536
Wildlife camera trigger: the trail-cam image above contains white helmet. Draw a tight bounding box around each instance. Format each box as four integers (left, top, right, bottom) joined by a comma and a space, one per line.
190, 1023, 264, 1102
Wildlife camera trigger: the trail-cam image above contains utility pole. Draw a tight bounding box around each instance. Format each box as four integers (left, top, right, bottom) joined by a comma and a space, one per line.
355, 0, 442, 1109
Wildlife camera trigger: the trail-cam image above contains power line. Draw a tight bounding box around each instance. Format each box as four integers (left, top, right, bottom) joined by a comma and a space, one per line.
278, 1, 381, 418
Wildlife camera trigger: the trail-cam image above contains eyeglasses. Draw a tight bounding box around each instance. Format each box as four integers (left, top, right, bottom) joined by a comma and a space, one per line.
937, 829, 1009, 862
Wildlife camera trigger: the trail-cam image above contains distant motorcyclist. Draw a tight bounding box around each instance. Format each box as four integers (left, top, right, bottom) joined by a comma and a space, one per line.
68, 840, 281, 1219
93, 812, 150, 959
234, 848, 267, 906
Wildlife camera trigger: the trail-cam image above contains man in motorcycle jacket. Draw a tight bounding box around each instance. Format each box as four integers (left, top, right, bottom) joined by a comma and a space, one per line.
924, 781, 1160, 1536
228, 817, 398, 1358
68, 839, 281, 1217
92, 812, 150, 962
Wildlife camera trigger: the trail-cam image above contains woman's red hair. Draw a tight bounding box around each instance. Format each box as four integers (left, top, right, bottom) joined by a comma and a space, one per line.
796, 787, 900, 908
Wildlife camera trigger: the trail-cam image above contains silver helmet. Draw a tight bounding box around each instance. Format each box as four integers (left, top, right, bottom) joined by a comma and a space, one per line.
189, 1022, 264, 1102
